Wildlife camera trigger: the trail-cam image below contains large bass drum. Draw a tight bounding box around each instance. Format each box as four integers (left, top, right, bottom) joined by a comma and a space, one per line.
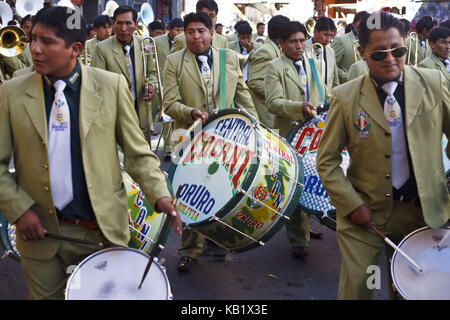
168, 109, 304, 252
286, 105, 349, 231
442, 134, 449, 191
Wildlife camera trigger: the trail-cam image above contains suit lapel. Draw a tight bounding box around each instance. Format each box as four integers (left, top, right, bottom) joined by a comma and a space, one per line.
185, 49, 206, 94
24, 73, 48, 143
403, 66, 425, 128
359, 75, 389, 132
133, 35, 143, 90
112, 36, 131, 84
79, 65, 103, 141
431, 53, 450, 81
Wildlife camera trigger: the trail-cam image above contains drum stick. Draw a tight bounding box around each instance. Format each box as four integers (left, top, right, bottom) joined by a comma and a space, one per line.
138, 185, 183, 289
436, 229, 450, 250
178, 119, 203, 142
45, 232, 104, 247
311, 111, 324, 128
369, 225, 423, 273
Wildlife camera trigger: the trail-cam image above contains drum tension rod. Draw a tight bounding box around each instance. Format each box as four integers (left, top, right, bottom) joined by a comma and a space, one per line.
238, 188, 290, 222
184, 225, 234, 251
209, 215, 265, 247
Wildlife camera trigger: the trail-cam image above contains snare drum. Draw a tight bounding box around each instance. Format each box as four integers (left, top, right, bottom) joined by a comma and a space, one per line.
65, 247, 172, 300
0, 213, 20, 261
286, 106, 349, 231
168, 109, 304, 252
391, 226, 450, 300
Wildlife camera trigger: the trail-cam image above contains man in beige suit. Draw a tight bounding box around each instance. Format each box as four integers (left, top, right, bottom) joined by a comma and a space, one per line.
247, 15, 290, 128
171, 0, 228, 53
331, 11, 370, 83
305, 16, 340, 98
406, 16, 436, 66
0, 7, 181, 300
347, 60, 369, 81
265, 21, 326, 257
91, 6, 157, 139
418, 27, 450, 91
317, 11, 449, 300
82, 15, 112, 62
163, 12, 257, 271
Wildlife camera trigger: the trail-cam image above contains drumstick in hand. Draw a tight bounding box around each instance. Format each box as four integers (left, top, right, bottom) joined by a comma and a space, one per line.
370, 225, 423, 273
178, 119, 203, 143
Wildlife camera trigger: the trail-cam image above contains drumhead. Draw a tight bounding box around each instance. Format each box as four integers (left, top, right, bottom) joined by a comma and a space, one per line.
65, 247, 172, 300
286, 106, 349, 227
391, 227, 450, 300
0, 213, 20, 261
168, 109, 259, 227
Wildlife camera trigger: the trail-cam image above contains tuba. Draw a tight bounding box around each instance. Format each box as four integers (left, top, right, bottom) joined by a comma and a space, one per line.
305, 17, 315, 39
103, 0, 119, 17
406, 32, 418, 66
16, 0, 43, 17
136, 3, 154, 37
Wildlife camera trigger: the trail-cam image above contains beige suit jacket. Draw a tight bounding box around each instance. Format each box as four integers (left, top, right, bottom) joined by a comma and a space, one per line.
331, 31, 360, 84
316, 66, 449, 229
163, 47, 258, 129
90, 35, 157, 133
347, 60, 369, 81
418, 53, 450, 91
0, 65, 170, 260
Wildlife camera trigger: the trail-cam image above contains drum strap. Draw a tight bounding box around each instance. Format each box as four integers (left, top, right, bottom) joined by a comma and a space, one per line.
308, 57, 326, 104
219, 49, 227, 109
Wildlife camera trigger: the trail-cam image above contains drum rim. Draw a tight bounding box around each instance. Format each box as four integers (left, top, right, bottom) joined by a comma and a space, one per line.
390, 226, 432, 300
168, 108, 304, 252
285, 105, 337, 218
0, 212, 20, 262
167, 109, 260, 228
65, 246, 173, 300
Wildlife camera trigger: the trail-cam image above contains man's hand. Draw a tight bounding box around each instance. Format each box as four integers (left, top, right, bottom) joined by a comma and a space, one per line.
143, 84, 155, 101
301, 102, 317, 116
240, 39, 253, 52
349, 204, 373, 229
191, 109, 209, 124
156, 197, 182, 235
16, 209, 46, 241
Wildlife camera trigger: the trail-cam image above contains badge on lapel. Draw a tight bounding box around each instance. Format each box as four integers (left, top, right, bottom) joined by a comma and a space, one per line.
354, 112, 370, 139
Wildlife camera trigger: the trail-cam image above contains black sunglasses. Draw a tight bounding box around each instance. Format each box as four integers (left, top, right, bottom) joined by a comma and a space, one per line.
369, 46, 408, 61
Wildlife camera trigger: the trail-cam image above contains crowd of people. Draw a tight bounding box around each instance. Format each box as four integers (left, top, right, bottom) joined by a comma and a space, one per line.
0, 0, 448, 300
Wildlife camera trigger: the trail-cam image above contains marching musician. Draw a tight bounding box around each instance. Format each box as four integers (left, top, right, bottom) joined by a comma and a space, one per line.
347, 59, 368, 81
17, 14, 33, 68
305, 16, 340, 96
148, 20, 165, 38
405, 15, 436, 66
252, 22, 266, 41
265, 21, 326, 257
0, 7, 181, 299
331, 11, 370, 84
154, 17, 184, 160
247, 14, 290, 128
163, 12, 257, 271
83, 14, 112, 59
228, 22, 261, 82
170, 0, 228, 53
91, 6, 158, 137
418, 27, 450, 91
316, 11, 449, 300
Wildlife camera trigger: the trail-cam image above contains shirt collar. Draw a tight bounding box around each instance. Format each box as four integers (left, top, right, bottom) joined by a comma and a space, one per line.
46, 61, 82, 93
370, 72, 404, 91
196, 47, 212, 60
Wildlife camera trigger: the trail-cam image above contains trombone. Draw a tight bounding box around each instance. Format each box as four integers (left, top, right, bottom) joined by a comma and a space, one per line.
141, 36, 173, 158
406, 32, 418, 66
352, 40, 360, 63
311, 42, 325, 85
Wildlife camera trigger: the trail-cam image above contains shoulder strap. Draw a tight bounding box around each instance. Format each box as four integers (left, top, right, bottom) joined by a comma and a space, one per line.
219, 48, 227, 109
308, 57, 326, 104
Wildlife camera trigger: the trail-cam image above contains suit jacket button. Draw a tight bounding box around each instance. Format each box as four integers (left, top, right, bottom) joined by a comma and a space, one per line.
43, 186, 50, 192
385, 174, 391, 179
385, 154, 391, 159
48, 209, 53, 214
385, 132, 391, 137
42, 164, 49, 170
386, 193, 391, 198
41, 140, 45, 145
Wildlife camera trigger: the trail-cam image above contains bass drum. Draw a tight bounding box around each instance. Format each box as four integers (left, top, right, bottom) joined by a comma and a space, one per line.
0, 213, 19, 261
286, 105, 349, 231
168, 109, 304, 252
391, 226, 450, 300
442, 134, 449, 191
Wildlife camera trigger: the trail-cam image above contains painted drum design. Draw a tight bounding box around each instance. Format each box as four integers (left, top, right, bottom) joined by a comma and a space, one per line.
442, 134, 450, 191
287, 107, 350, 231
168, 109, 304, 252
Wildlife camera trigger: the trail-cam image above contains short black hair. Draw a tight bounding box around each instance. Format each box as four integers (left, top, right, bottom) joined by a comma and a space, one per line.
353, 11, 370, 24
32, 7, 86, 49
314, 16, 336, 32
93, 14, 112, 29
400, 18, 410, 38
415, 15, 437, 34
196, 0, 218, 15
256, 22, 265, 29
215, 23, 222, 28
345, 23, 353, 33
20, 14, 31, 27
169, 18, 183, 30
268, 15, 290, 40
280, 21, 307, 42
237, 23, 252, 36
428, 27, 450, 44
358, 11, 403, 49
440, 19, 450, 29
87, 23, 95, 35
113, 6, 137, 23
183, 12, 212, 31
7, 20, 16, 26
148, 19, 165, 31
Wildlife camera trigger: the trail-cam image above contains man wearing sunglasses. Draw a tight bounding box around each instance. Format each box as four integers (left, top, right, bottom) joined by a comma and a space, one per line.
317, 11, 449, 300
